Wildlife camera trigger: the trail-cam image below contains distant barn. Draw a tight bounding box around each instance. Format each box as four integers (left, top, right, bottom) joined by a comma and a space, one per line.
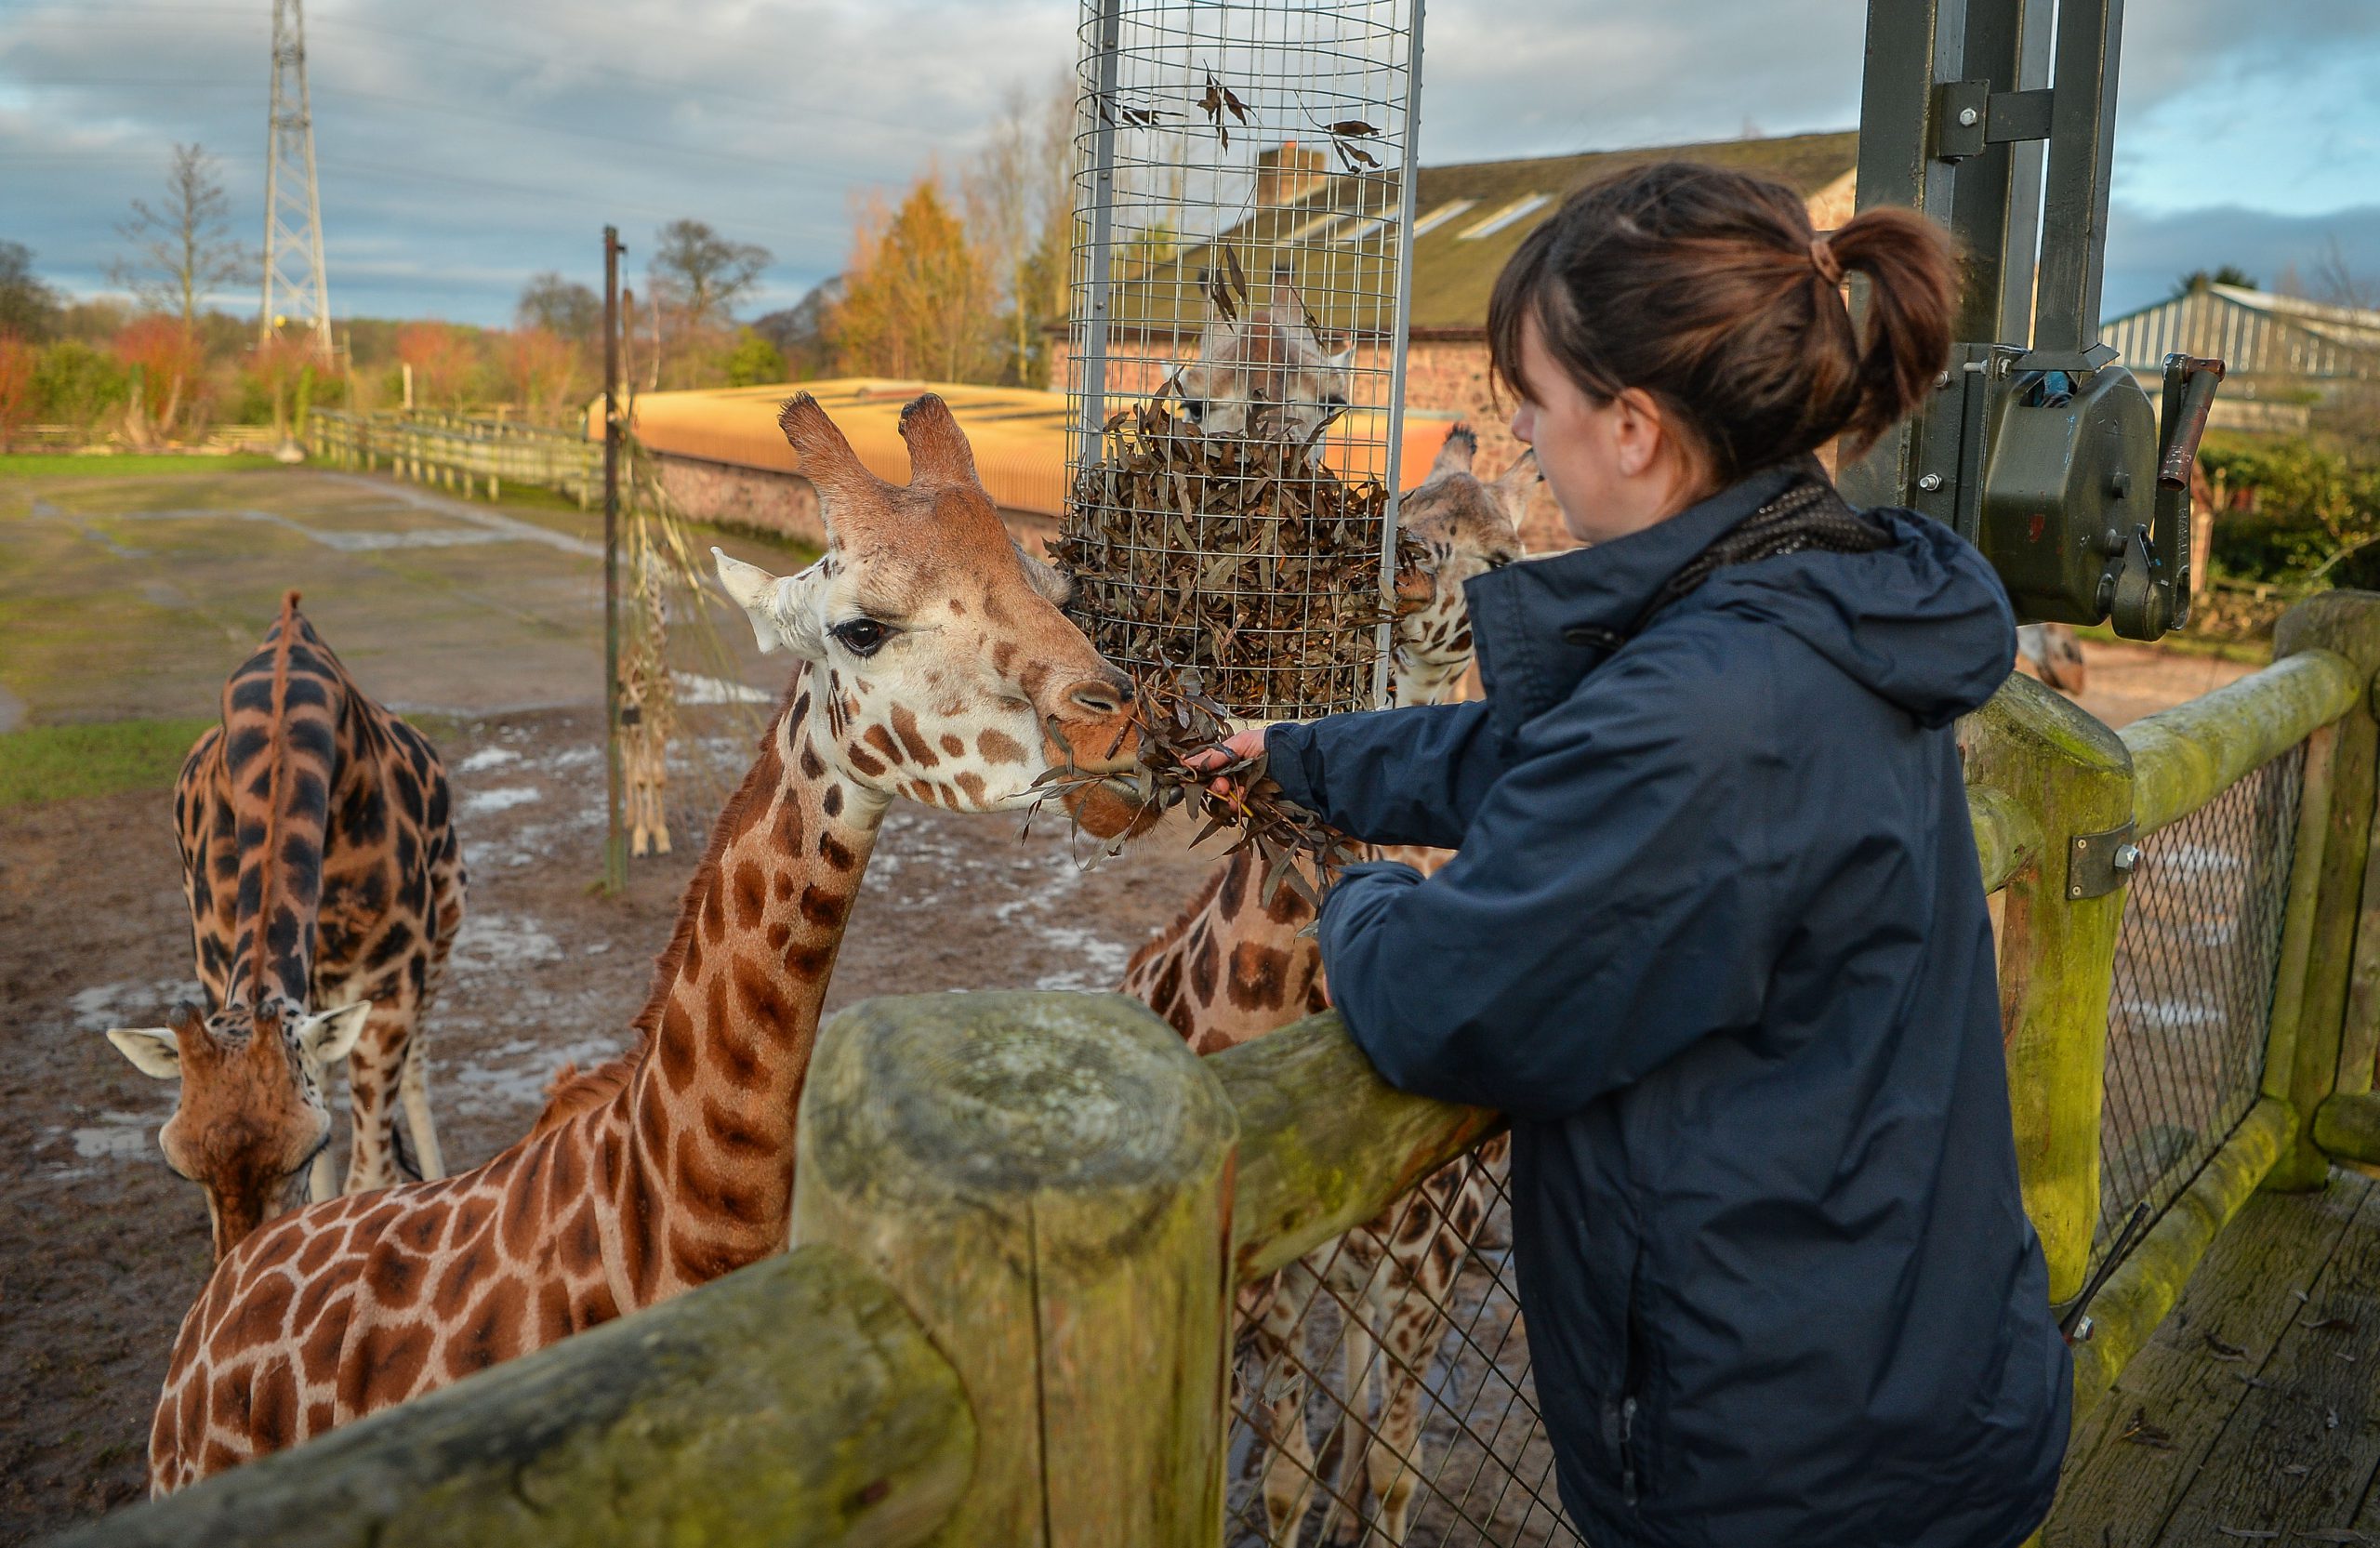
2102, 282, 2380, 435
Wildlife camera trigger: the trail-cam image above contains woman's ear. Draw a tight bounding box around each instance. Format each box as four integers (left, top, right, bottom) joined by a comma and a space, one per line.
1610, 389, 1666, 479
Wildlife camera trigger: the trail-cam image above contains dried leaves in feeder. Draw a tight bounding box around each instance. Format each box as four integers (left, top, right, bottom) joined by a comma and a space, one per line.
1025, 668, 1364, 911
1055, 400, 1418, 721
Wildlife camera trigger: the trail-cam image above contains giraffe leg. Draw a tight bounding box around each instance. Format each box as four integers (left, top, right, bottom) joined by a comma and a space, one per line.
1319, 1264, 1382, 1545
1259, 1261, 1321, 1548
398, 1033, 445, 1181
340, 1004, 411, 1192
307, 1134, 339, 1203
1366, 1298, 1446, 1546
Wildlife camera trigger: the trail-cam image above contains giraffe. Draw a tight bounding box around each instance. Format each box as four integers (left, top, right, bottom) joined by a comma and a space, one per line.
1175, 268, 1355, 449
103, 593, 466, 1262
142, 391, 1152, 1494
1119, 425, 1533, 1546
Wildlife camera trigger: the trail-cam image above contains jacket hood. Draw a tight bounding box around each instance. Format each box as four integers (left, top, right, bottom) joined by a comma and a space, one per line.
1465, 460, 2016, 734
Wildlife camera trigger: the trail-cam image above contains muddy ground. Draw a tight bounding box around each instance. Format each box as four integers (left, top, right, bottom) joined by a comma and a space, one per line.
0, 703, 1220, 1541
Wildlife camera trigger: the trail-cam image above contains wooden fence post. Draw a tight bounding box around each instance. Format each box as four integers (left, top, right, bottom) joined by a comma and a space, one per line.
1964, 672, 2134, 1305
2265, 592, 2380, 1187
794, 991, 1239, 1546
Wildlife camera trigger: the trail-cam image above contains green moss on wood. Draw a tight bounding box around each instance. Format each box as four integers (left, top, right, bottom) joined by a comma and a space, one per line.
2313, 1091, 2380, 1162
2069, 1099, 2294, 1423
53, 1246, 972, 1548
1209, 1011, 1501, 1282
1969, 786, 2041, 894
2121, 650, 2358, 838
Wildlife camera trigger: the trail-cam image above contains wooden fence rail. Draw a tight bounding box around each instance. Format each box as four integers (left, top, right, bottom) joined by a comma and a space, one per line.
308, 410, 603, 509
52, 590, 2380, 1547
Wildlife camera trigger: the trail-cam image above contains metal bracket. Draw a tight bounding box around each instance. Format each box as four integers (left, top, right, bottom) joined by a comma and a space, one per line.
1932, 79, 1990, 161
2067, 820, 2142, 900
1931, 83, 2055, 164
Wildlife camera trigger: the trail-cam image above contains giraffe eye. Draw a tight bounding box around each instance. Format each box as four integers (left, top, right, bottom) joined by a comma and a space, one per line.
830, 618, 890, 657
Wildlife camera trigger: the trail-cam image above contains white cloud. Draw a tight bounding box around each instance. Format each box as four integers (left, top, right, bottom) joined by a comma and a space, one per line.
3, 0, 2373, 324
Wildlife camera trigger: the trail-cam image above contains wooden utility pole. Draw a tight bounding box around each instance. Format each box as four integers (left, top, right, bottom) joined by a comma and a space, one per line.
602, 226, 628, 894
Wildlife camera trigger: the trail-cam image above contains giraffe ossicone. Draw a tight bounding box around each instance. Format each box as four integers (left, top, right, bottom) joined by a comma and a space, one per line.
142, 391, 1149, 1495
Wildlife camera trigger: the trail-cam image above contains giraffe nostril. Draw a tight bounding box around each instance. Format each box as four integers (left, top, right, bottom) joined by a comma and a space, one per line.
1070, 682, 1123, 718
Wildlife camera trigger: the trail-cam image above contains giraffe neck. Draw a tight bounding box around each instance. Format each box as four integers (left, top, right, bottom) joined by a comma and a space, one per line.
1392, 650, 1469, 708
599, 662, 889, 1303
223, 606, 349, 1010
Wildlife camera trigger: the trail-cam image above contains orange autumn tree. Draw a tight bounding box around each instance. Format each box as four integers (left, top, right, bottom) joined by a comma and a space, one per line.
114, 314, 206, 444
829, 175, 996, 384
396, 322, 479, 410
0, 336, 35, 451
500, 326, 577, 424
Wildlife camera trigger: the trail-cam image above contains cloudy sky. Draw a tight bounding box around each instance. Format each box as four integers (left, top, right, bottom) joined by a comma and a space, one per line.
4, 0, 2375, 328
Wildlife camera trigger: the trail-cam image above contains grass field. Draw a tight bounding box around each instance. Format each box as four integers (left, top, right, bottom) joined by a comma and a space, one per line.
0, 718, 215, 809
0, 454, 285, 478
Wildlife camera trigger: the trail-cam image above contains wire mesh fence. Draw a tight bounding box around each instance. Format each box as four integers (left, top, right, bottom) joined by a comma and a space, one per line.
1061, 0, 1421, 720
1226, 1135, 1584, 1547
2093, 741, 2307, 1272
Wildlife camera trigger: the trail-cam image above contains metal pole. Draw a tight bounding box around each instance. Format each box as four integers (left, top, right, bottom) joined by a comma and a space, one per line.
1075, 0, 1123, 471
602, 226, 627, 894
1371, 0, 1426, 710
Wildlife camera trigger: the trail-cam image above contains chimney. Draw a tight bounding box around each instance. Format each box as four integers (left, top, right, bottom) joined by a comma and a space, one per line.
1254, 141, 1330, 210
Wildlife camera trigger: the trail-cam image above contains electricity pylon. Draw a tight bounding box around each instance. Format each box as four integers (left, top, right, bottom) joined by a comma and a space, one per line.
260, 0, 333, 362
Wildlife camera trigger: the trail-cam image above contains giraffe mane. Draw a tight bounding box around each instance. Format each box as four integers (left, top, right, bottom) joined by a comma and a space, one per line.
241, 589, 307, 1007
524, 670, 807, 1134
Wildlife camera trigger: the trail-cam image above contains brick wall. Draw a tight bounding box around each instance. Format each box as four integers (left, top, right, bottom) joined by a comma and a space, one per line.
1047, 333, 1576, 555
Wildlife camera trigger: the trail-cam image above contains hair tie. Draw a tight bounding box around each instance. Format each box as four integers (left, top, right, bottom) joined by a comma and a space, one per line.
1809, 235, 1844, 287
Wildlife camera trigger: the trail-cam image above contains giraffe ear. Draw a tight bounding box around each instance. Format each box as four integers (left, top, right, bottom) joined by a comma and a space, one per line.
296, 1002, 371, 1069
1427, 423, 1479, 480
1013, 541, 1072, 606
106, 1027, 183, 1080
712, 548, 827, 660
1488, 448, 1540, 536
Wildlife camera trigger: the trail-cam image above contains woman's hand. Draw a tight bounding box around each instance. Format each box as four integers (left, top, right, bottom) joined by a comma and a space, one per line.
1182, 728, 1268, 799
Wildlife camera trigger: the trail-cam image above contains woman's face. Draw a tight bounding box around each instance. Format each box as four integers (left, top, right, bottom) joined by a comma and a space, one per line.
1508, 311, 1700, 546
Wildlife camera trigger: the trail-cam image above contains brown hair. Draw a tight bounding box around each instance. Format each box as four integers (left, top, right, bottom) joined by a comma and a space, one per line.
1487, 160, 1956, 487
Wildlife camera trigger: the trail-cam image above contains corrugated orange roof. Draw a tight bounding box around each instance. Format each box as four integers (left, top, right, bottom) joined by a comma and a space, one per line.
597, 377, 1463, 519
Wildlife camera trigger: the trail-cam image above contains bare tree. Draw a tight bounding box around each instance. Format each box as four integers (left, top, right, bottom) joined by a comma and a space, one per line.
962, 73, 1076, 385
2307, 236, 2378, 313
111, 144, 252, 337
516, 272, 602, 343
0, 242, 61, 341
647, 219, 771, 386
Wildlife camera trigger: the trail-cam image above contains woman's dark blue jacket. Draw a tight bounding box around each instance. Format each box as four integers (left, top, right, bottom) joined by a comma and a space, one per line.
1264, 461, 2071, 1548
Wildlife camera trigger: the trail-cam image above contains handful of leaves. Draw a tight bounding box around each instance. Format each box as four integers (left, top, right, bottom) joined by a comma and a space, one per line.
1055, 399, 1412, 722
1028, 668, 1365, 909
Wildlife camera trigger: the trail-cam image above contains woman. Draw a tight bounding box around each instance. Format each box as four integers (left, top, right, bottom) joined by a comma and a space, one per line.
1197, 163, 2069, 1545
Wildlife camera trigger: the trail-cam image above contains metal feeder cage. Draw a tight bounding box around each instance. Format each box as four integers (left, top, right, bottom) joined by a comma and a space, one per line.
1060, 0, 1424, 721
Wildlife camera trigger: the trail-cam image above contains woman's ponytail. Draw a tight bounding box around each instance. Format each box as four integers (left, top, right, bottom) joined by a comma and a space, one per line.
1823, 205, 1957, 458
1488, 161, 1961, 487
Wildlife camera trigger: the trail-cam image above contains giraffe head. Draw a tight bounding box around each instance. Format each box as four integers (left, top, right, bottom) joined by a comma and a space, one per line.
105, 993, 370, 1260
717, 392, 1152, 839
1175, 270, 1355, 446
1389, 425, 1537, 701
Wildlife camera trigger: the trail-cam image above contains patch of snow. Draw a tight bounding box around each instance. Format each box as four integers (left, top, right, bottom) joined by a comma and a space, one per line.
457, 747, 522, 774
674, 671, 773, 706
462, 786, 543, 816
448, 910, 564, 973
68, 978, 204, 1031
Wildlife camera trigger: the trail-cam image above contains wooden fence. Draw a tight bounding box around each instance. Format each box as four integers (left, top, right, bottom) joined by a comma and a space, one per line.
54, 590, 2380, 1547
308, 410, 602, 508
